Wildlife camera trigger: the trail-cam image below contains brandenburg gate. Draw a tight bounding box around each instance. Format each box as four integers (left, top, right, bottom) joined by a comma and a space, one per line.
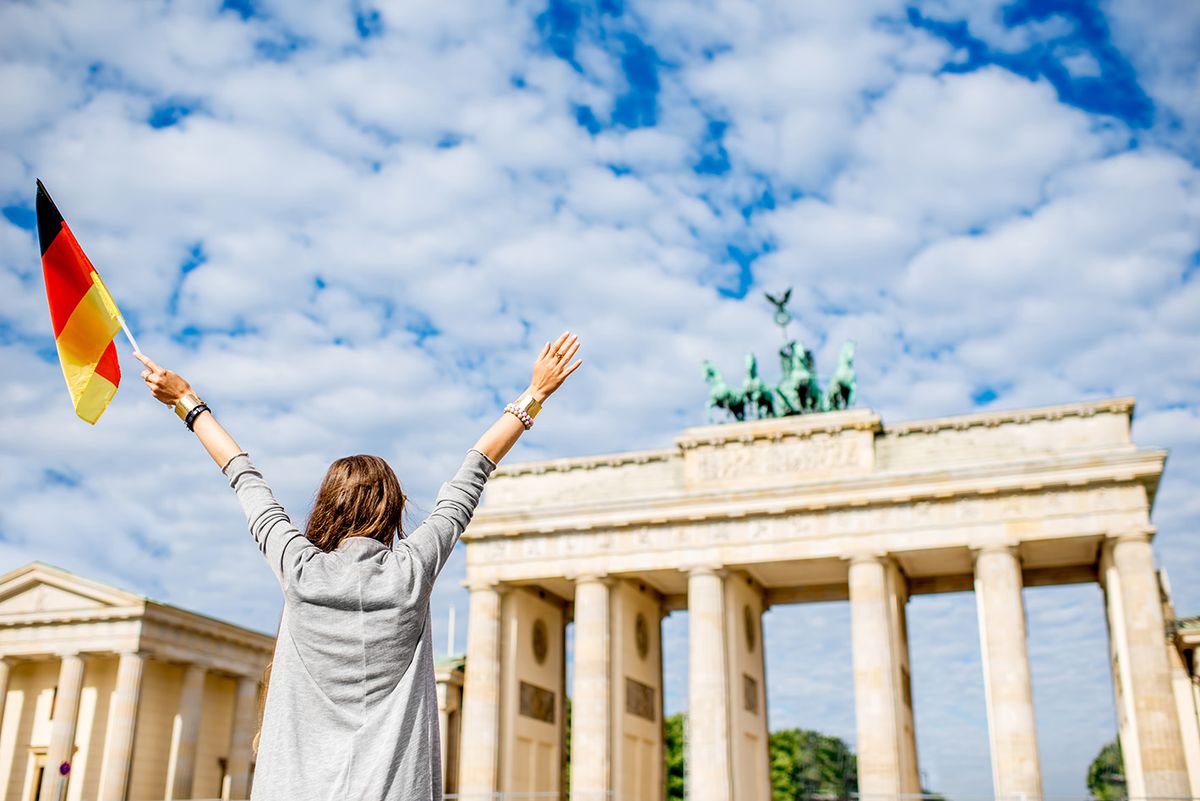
456, 397, 1193, 800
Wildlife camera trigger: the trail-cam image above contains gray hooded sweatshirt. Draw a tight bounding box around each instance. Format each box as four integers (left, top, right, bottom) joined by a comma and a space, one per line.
223, 448, 497, 800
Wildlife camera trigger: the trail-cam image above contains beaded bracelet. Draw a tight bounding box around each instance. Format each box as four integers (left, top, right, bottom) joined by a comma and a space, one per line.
504, 403, 534, 430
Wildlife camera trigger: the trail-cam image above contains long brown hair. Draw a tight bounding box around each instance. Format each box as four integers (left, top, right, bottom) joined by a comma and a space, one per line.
304, 454, 406, 551
254, 455, 406, 754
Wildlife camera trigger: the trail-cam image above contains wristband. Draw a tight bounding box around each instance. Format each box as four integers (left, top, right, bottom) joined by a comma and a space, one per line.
512, 392, 543, 419
185, 404, 210, 431
174, 392, 203, 423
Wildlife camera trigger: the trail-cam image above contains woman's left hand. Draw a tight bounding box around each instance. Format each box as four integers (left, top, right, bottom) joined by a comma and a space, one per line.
135, 352, 192, 406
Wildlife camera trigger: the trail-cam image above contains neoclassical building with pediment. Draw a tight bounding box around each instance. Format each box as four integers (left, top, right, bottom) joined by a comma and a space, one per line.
0, 563, 273, 801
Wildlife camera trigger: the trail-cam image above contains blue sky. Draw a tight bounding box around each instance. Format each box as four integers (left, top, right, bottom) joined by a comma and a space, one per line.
1, 0, 1198, 797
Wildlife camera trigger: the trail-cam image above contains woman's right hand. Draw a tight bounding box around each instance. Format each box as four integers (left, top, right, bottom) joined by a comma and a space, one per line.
528, 330, 583, 402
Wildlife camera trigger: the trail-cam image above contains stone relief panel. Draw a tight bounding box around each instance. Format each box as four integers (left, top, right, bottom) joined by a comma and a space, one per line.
519, 680, 556, 724
743, 674, 758, 714
625, 676, 656, 722
682, 429, 874, 490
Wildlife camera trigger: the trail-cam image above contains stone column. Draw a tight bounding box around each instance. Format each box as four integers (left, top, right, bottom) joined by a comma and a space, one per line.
974, 545, 1042, 800
98, 652, 146, 801
459, 583, 504, 797
0, 658, 11, 730
849, 555, 920, 800
39, 653, 85, 801
1102, 534, 1190, 799
687, 566, 732, 801
1167, 638, 1200, 800
225, 675, 259, 800
168, 663, 208, 800
570, 575, 613, 801
437, 684, 451, 791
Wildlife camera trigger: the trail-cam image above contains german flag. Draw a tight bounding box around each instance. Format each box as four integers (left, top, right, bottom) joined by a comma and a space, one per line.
36, 180, 124, 424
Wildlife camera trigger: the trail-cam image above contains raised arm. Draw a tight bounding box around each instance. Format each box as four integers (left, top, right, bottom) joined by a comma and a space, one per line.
472, 330, 583, 464
134, 352, 316, 586
401, 330, 584, 579
134, 352, 243, 469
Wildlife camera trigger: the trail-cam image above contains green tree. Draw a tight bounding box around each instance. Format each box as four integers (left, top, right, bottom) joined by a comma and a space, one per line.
1087, 739, 1126, 801
665, 713, 686, 801
769, 728, 858, 801
659, 718, 945, 801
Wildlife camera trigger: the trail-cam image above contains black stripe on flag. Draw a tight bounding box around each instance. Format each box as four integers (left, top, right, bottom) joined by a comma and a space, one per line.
35, 179, 65, 257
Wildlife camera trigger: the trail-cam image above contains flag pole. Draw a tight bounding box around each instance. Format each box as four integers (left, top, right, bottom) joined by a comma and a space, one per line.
118, 316, 141, 355
89, 271, 141, 354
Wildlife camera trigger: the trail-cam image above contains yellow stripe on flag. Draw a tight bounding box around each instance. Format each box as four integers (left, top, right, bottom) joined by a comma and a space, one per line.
72, 370, 118, 425
90, 270, 123, 320
55, 282, 122, 424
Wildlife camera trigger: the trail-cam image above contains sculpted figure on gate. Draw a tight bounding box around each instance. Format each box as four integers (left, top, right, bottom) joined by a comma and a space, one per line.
702, 287, 857, 423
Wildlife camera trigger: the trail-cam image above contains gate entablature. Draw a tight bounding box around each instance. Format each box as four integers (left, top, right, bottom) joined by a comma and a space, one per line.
463, 397, 1162, 597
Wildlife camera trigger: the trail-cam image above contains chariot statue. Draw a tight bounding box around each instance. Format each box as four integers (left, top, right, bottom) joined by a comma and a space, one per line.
700, 287, 859, 423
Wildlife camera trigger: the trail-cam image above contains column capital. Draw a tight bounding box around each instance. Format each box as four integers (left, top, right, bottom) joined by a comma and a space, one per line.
683, 563, 726, 578
970, 542, 1020, 563
571, 571, 615, 586
1103, 528, 1156, 549
463, 579, 509, 594
847, 551, 891, 567
181, 660, 211, 676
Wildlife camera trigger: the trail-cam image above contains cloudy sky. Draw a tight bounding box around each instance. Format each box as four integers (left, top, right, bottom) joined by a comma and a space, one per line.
1, 0, 1198, 797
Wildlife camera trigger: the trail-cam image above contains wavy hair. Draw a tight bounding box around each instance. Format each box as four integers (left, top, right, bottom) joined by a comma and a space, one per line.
304, 454, 406, 551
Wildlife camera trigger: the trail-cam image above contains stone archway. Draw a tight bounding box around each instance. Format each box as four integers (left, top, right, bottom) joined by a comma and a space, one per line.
457, 398, 1190, 801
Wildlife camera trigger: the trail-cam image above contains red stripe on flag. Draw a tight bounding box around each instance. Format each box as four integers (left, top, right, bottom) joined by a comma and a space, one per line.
94, 340, 121, 386
42, 222, 98, 337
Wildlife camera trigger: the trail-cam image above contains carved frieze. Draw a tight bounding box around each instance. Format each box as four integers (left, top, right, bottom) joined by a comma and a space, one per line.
466, 482, 1148, 577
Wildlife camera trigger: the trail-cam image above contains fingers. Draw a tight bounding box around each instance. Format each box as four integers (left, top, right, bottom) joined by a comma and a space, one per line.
564, 358, 583, 377
134, 352, 163, 373
553, 333, 578, 360
559, 338, 581, 363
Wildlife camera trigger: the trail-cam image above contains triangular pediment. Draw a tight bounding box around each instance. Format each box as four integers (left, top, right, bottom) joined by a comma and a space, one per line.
0, 562, 143, 616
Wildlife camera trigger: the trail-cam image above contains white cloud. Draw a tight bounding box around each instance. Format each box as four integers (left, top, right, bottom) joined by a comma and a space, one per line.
1103, 0, 1200, 155
833, 68, 1108, 234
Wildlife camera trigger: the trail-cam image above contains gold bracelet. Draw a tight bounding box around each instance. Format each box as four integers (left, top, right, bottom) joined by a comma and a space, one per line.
512, 393, 542, 419
174, 392, 203, 423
